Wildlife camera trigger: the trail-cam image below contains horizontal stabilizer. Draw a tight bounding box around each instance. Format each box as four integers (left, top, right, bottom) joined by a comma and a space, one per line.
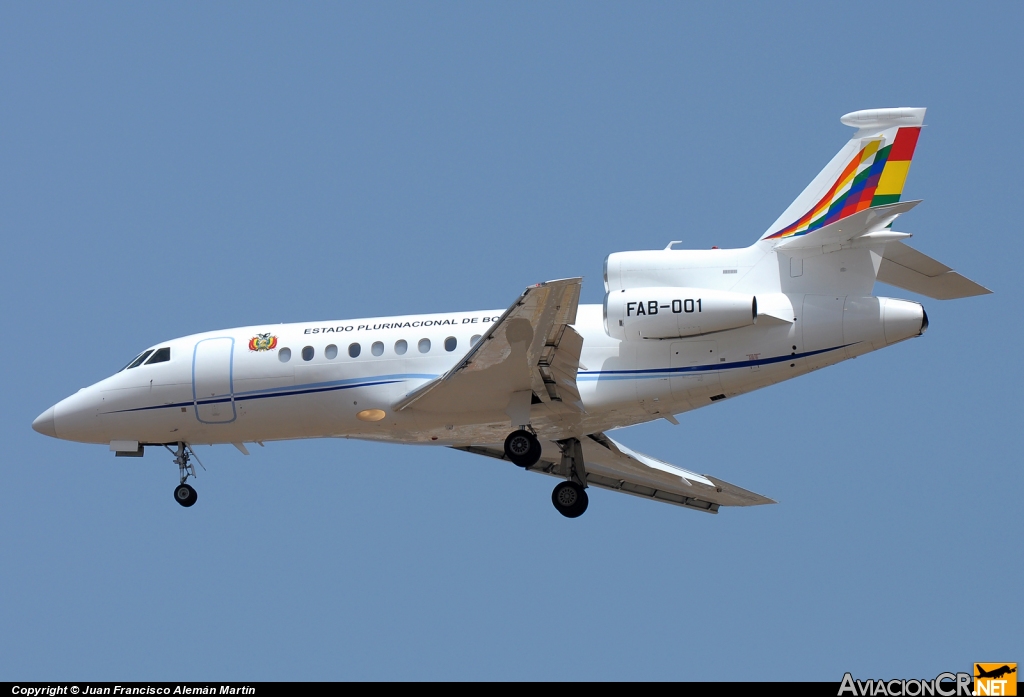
876, 241, 991, 299
776, 200, 920, 250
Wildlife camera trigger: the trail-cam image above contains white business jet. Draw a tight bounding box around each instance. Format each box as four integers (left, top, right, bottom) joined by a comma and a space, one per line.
33, 108, 989, 517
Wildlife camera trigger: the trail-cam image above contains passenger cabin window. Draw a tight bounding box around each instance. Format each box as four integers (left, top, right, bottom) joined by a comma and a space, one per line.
394, 340, 408, 355
302, 346, 314, 361
325, 344, 338, 359
125, 350, 154, 370
279, 348, 292, 362
145, 347, 171, 364
471, 335, 481, 345
418, 338, 431, 353
444, 336, 457, 352
371, 341, 384, 357
349, 343, 361, 358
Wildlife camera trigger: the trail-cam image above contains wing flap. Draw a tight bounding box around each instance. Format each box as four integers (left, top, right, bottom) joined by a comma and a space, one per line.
876, 241, 991, 299
534, 324, 585, 410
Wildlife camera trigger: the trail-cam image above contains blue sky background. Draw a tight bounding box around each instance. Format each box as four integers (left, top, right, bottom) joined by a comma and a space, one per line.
2, 2, 1020, 681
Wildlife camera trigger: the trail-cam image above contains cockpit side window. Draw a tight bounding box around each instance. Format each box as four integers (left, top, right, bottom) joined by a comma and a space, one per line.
124, 350, 154, 370
145, 347, 171, 365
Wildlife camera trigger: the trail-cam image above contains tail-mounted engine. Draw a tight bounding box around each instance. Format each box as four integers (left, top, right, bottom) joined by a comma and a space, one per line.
604, 287, 757, 340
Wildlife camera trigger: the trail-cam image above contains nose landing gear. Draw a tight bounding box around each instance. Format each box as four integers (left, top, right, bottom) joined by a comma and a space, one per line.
164, 442, 203, 508
174, 483, 198, 507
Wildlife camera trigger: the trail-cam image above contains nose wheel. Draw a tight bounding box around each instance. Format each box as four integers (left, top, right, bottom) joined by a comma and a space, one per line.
174, 483, 198, 507
164, 442, 204, 508
552, 481, 588, 518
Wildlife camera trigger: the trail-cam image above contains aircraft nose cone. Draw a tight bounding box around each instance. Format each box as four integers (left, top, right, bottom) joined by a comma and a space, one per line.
32, 406, 57, 438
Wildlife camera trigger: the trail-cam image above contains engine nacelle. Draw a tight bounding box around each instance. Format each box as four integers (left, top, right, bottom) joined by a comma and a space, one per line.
604, 287, 757, 340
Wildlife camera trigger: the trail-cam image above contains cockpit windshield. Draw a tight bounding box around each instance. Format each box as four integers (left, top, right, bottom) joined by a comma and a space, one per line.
119, 346, 172, 371
145, 347, 171, 364
121, 350, 154, 371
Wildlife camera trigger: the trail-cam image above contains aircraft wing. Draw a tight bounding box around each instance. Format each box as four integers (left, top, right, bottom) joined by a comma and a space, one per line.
395, 277, 584, 416
456, 432, 775, 514
876, 241, 991, 299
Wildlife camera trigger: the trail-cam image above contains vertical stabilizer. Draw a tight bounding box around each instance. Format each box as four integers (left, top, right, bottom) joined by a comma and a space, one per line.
759, 108, 925, 243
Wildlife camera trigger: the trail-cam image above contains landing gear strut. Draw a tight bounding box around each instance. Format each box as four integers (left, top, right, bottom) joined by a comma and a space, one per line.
504, 429, 542, 467
504, 430, 591, 517
552, 437, 589, 518
165, 442, 202, 508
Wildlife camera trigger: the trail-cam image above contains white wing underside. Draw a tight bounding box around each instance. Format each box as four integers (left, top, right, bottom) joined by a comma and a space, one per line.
456, 432, 775, 514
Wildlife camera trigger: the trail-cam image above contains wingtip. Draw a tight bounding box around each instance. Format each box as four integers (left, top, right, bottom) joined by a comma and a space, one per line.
705, 475, 777, 507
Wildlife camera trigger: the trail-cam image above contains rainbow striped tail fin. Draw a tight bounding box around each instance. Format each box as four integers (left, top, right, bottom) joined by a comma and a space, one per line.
759, 108, 925, 242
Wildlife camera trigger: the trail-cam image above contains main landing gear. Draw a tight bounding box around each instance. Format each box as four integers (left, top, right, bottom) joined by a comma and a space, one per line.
551, 437, 588, 518
504, 430, 591, 518
551, 481, 588, 518
165, 442, 203, 508
504, 429, 542, 468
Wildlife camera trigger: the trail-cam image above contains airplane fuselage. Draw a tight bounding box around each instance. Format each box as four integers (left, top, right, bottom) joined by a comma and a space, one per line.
38, 297, 924, 450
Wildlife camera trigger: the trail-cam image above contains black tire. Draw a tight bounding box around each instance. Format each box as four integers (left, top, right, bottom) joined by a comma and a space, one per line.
527, 434, 543, 465
174, 483, 198, 508
551, 481, 589, 518
504, 429, 541, 467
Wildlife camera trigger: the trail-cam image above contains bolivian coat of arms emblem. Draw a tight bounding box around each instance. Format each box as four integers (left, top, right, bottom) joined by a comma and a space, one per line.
248, 333, 278, 352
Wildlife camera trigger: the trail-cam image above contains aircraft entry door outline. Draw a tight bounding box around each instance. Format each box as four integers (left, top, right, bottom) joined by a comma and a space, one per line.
192, 337, 236, 424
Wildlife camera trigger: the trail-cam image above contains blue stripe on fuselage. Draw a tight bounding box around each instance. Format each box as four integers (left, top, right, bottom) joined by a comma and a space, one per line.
107, 345, 851, 415
576, 344, 851, 381
107, 373, 438, 414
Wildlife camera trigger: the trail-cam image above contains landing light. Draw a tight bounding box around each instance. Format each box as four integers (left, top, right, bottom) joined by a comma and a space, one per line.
357, 409, 386, 422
